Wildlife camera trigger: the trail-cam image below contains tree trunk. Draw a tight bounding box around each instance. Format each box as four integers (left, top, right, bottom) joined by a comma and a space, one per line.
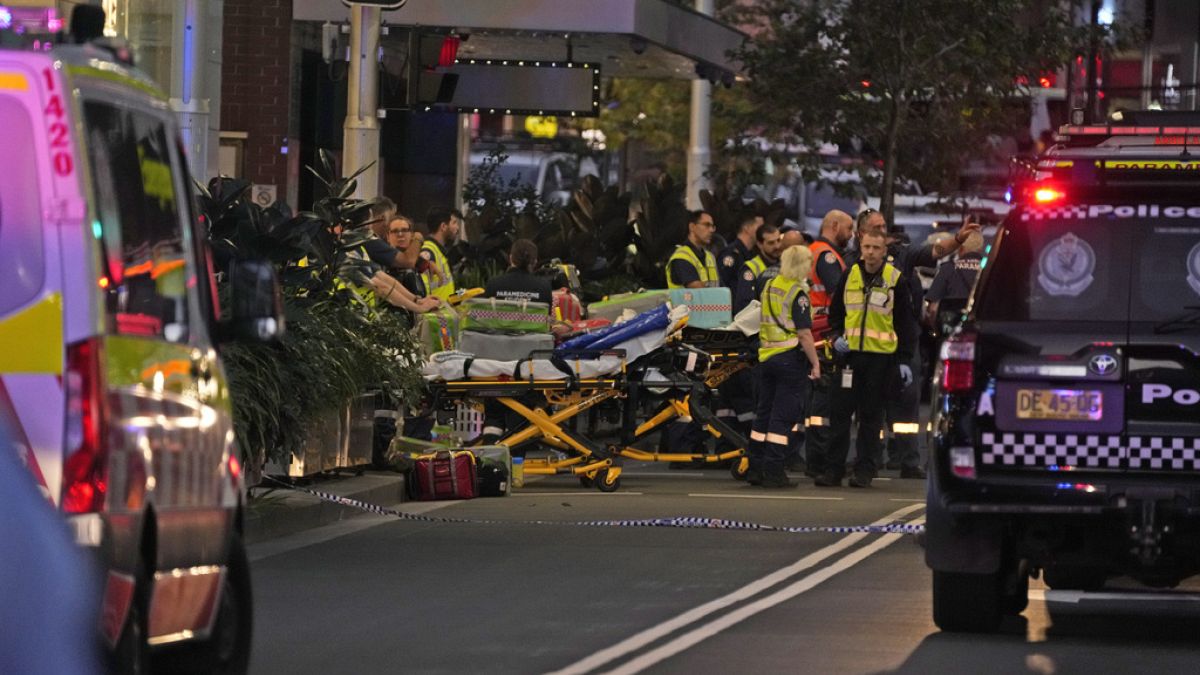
880, 95, 904, 226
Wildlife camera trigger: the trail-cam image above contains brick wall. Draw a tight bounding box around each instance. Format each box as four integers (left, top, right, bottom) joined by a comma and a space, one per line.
221, 0, 293, 194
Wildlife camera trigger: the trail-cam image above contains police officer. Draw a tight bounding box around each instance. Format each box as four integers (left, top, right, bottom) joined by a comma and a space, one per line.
732, 224, 784, 314
925, 232, 984, 332
818, 228, 919, 488
421, 206, 463, 301
718, 213, 763, 290
667, 210, 720, 288
801, 210, 853, 479
748, 245, 821, 488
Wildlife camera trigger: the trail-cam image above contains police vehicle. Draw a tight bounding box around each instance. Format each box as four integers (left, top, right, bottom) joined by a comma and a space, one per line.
925, 111, 1200, 632
0, 9, 281, 672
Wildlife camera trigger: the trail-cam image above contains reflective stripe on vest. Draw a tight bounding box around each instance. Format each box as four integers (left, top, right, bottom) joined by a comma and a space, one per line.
843, 263, 901, 354
667, 245, 719, 289
758, 275, 804, 362
421, 240, 457, 300
807, 240, 845, 313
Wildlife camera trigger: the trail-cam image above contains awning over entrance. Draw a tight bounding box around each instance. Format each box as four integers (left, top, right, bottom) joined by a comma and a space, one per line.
293, 0, 746, 79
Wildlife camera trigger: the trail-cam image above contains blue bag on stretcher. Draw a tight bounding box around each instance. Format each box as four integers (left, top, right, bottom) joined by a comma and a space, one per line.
556, 304, 670, 352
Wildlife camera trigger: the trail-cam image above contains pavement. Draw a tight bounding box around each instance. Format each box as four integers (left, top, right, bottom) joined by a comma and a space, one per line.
244, 464, 1200, 674
245, 470, 408, 544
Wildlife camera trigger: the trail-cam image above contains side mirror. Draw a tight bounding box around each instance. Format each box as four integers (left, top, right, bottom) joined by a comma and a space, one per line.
230, 259, 285, 341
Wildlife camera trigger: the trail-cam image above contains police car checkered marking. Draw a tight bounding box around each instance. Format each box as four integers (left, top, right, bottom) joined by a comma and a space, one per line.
981, 432, 1122, 468
1128, 436, 1200, 470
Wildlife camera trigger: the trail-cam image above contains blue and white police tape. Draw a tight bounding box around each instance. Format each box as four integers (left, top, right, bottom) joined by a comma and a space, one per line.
262, 476, 926, 536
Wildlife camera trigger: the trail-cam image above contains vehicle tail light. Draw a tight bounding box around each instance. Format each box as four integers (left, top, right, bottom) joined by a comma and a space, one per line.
63, 338, 109, 514
949, 447, 976, 480
940, 332, 976, 394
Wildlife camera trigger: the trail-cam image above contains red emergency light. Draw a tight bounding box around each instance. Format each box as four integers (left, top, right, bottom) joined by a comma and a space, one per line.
1033, 186, 1065, 203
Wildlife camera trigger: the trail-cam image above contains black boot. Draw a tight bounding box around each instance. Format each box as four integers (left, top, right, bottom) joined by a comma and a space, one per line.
761, 467, 795, 488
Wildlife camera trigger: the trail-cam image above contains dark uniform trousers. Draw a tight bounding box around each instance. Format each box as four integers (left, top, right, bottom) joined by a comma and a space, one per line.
827, 351, 893, 478
751, 351, 811, 473
884, 350, 922, 470
803, 352, 838, 476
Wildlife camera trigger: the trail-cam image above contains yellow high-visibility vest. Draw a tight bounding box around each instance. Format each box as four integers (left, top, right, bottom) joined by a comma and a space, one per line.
421, 239, 457, 300
758, 275, 805, 362
843, 263, 901, 354
666, 244, 719, 289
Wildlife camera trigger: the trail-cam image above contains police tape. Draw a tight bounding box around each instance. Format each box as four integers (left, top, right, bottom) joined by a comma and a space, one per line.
262, 476, 926, 536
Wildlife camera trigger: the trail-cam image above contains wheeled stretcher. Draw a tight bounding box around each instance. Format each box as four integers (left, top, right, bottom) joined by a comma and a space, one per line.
422, 306, 759, 491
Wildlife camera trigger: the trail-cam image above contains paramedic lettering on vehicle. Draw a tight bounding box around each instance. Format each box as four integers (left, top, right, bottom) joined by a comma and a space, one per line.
667, 210, 720, 289
421, 206, 463, 301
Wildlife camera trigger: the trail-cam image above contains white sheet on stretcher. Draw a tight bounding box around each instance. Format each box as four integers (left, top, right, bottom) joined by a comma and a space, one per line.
423, 319, 681, 382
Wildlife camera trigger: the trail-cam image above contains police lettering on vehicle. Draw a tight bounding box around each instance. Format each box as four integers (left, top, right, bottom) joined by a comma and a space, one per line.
1187, 242, 1200, 297
1143, 383, 1200, 406
1037, 232, 1096, 297
1020, 203, 1200, 221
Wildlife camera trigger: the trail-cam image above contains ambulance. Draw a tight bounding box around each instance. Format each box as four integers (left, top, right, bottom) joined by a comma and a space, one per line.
0, 24, 281, 675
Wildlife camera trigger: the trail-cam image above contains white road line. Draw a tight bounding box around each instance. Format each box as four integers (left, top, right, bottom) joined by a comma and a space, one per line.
248, 500, 457, 562
888, 498, 925, 503
687, 493, 844, 501
604, 517, 927, 675
516, 492, 645, 497
544, 503, 924, 675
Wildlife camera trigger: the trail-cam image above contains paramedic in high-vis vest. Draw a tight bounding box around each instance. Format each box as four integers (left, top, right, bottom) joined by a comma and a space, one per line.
666, 210, 719, 289
818, 229, 918, 489
747, 246, 821, 488
421, 206, 463, 301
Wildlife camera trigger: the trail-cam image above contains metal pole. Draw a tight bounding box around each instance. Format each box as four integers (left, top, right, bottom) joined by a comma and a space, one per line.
686, 0, 714, 210
455, 113, 471, 222
171, 0, 210, 180
343, 3, 382, 200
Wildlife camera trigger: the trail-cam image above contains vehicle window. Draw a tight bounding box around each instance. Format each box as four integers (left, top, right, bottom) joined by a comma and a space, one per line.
83, 101, 189, 342
975, 213, 1132, 322
0, 97, 45, 316
1132, 219, 1200, 321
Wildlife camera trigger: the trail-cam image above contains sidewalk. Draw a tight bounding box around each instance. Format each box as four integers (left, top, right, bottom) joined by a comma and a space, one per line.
245, 471, 407, 544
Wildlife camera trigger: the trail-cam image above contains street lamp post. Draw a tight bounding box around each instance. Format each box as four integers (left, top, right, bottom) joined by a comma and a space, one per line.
686, 0, 714, 211
343, 2, 382, 200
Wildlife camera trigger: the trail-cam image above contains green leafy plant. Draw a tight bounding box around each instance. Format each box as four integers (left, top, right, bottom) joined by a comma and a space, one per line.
198, 151, 424, 473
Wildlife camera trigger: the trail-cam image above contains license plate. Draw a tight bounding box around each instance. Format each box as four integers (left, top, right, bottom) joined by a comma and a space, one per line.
1016, 389, 1103, 421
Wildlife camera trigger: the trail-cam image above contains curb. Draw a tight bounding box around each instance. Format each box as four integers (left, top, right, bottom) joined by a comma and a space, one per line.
245, 470, 407, 544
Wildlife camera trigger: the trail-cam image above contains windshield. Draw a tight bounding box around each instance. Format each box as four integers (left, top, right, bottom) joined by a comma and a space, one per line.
0, 96, 44, 316
976, 203, 1200, 323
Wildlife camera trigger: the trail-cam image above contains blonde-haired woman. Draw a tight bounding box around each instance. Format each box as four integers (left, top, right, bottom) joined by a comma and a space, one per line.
748, 245, 822, 488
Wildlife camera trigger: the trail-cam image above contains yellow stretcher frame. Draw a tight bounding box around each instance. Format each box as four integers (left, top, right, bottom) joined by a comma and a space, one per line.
430, 339, 758, 492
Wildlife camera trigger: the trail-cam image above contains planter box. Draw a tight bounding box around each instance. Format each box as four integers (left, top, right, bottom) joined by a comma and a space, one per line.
263, 392, 377, 479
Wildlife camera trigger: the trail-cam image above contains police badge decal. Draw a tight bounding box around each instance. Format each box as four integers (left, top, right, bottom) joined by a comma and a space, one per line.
1187, 242, 1200, 297
1037, 232, 1096, 297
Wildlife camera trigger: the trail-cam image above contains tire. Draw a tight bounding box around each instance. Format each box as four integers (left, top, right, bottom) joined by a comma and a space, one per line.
595, 469, 621, 493
1002, 562, 1030, 616
730, 456, 749, 481
932, 569, 1003, 633
1043, 566, 1106, 592
161, 534, 254, 675
111, 560, 150, 675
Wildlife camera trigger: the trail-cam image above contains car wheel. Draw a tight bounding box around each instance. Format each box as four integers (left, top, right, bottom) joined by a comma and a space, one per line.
932, 569, 1003, 633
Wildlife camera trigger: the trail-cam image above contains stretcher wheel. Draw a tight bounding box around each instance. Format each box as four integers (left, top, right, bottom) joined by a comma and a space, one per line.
730, 456, 750, 481
595, 469, 621, 493
578, 474, 595, 488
